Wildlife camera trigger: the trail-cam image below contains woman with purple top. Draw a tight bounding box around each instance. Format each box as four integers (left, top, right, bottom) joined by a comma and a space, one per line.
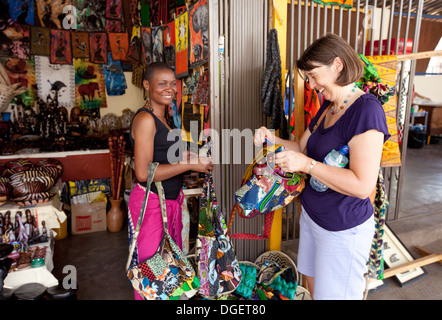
254, 34, 390, 300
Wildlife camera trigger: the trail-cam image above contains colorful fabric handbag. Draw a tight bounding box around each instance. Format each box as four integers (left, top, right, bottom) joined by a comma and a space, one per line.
126, 162, 199, 300
196, 171, 242, 299
233, 142, 306, 219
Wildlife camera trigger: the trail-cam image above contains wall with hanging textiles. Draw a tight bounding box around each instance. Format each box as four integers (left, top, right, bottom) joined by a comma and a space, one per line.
0, 0, 210, 152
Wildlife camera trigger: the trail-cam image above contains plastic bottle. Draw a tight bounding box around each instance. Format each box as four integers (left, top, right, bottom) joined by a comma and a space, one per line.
310, 145, 349, 192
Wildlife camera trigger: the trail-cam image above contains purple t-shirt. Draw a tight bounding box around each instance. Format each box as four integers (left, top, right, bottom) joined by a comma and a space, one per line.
300, 93, 391, 231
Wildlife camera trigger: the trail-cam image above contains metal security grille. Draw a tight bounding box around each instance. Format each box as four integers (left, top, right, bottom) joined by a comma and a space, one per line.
208, 0, 271, 261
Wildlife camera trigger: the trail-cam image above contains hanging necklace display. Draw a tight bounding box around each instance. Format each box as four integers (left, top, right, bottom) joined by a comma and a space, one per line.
330, 84, 358, 115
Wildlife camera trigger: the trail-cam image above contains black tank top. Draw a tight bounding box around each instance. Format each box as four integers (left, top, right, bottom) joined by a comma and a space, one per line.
130, 107, 183, 199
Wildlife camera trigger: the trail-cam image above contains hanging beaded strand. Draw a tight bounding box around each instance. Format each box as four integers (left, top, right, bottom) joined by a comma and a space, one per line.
330, 84, 358, 115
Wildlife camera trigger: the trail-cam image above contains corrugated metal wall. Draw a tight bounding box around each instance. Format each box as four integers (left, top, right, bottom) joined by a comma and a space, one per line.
209, 0, 270, 261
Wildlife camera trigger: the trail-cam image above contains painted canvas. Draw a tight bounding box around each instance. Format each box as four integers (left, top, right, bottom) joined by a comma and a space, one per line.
30, 26, 50, 56
35, 0, 65, 29
6, 0, 34, 25
0, 24, 30, 60
73, 0, 106, 31
35, 55, 75, 108
72, 31, 90, 58
163, 20, 176, 70
141, 26, 153, 65
152, 26, 163, 62
0, 57, 36, 107
188, 0, 208, 68
106, 0, 122, 20
74, 58, 107, 115
108, 32, 128, 61
175, 11, 189, 78
50, 29, 72, 64
102, 52, 127, 96
89, 32, 107, 64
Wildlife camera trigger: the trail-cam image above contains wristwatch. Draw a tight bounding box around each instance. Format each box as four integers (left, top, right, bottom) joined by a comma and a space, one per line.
308, 160, 317, 175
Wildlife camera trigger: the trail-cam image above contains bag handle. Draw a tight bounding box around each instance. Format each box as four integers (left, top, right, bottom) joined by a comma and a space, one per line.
126, 162, 168, 271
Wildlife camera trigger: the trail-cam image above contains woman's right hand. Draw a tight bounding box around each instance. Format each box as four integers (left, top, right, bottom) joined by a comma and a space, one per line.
192, 156, 214, 174
254, 126, 275, 146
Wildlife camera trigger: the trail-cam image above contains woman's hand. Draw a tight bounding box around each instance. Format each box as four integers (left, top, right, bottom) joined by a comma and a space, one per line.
192, 156, 214, 174
254, 126, 275, 146
274, 150, 310, 173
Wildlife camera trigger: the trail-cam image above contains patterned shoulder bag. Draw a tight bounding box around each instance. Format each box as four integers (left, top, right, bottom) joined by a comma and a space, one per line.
126, 162, 200, 300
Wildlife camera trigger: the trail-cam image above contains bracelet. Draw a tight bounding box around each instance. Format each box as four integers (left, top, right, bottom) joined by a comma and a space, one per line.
308, 160, 317, 175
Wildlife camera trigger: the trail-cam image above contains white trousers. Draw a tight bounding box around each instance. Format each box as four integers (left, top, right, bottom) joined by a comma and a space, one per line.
297, 206, 374, 300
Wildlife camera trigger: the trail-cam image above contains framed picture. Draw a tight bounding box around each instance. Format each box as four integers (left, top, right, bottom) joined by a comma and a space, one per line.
383, 224, 426, 286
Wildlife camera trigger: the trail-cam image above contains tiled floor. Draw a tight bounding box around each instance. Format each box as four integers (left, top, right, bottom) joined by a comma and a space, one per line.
51, 142, 442, 300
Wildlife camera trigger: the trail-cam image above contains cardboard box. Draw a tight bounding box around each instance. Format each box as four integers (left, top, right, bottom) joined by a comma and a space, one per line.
71, 201, 107, 235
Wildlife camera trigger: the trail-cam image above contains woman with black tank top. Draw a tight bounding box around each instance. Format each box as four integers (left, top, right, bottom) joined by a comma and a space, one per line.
128, 62, 213, 300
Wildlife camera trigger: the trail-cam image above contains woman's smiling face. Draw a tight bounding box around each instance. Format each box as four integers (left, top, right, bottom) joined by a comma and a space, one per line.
303, 58, 343, 102
144, 68, 177, 106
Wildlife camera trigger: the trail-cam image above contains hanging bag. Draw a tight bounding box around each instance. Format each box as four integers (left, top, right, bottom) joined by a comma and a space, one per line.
126, 162, 199, 300
227, 141, 306, 240
196, 171, 242, 299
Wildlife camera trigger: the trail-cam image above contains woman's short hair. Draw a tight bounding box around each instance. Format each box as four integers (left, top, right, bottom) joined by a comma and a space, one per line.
296, 33, 363, 86
143, 62, 175, 82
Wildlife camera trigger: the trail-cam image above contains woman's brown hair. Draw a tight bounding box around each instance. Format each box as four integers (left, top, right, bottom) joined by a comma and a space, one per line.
296, 33, 363, 86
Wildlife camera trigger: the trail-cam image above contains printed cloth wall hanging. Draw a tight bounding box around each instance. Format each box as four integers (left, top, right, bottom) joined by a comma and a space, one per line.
108, 32, 129, 61
106, 19, 123, 32
141, 26, 153, 65
181, 99, 203, 144
72, 32, 90, 58
312, 0, 353, 9
35, 56, 75, 108
194, 69, 209, 105
140, 0, 150, 26
358, 55, 401, 167
102, 52, 127, 96
188, 0, 208, 68
261, 29, 288, 139
0, 24, 30, 60
163, 20, 176, 70
50, 29, 72, 65
35, 0, 64, 29
196, 159, 242, 299
30, 26, 50, 56
175, 11, 189, 78
89, 32, 108, 64
73, 0, 106, 31
106, 0, 122, 20
149, 0, 160, 26
182, 70, 199, 95
6, 0, 34, 25
168, 79, 181, 129
289, 80, 321, 136
152, 26, 164, 62
0, 57, 36, 107
74, 58, 107, 112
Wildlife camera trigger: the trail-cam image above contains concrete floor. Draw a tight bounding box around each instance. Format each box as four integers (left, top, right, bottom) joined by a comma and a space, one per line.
51, 143, 442, 300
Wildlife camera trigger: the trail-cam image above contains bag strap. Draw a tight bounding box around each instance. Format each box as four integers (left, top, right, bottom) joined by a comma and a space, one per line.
126, 162, 167, 270
227, 204, 275, 240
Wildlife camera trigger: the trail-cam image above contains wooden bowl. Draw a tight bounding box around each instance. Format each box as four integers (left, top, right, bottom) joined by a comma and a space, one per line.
12, 181, 48, 197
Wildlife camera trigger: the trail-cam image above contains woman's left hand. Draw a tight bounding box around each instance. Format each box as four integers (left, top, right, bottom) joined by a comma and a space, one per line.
274, 150, 309, 173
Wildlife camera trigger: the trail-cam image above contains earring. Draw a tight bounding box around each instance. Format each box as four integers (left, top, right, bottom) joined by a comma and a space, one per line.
145, 91, 153, 111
